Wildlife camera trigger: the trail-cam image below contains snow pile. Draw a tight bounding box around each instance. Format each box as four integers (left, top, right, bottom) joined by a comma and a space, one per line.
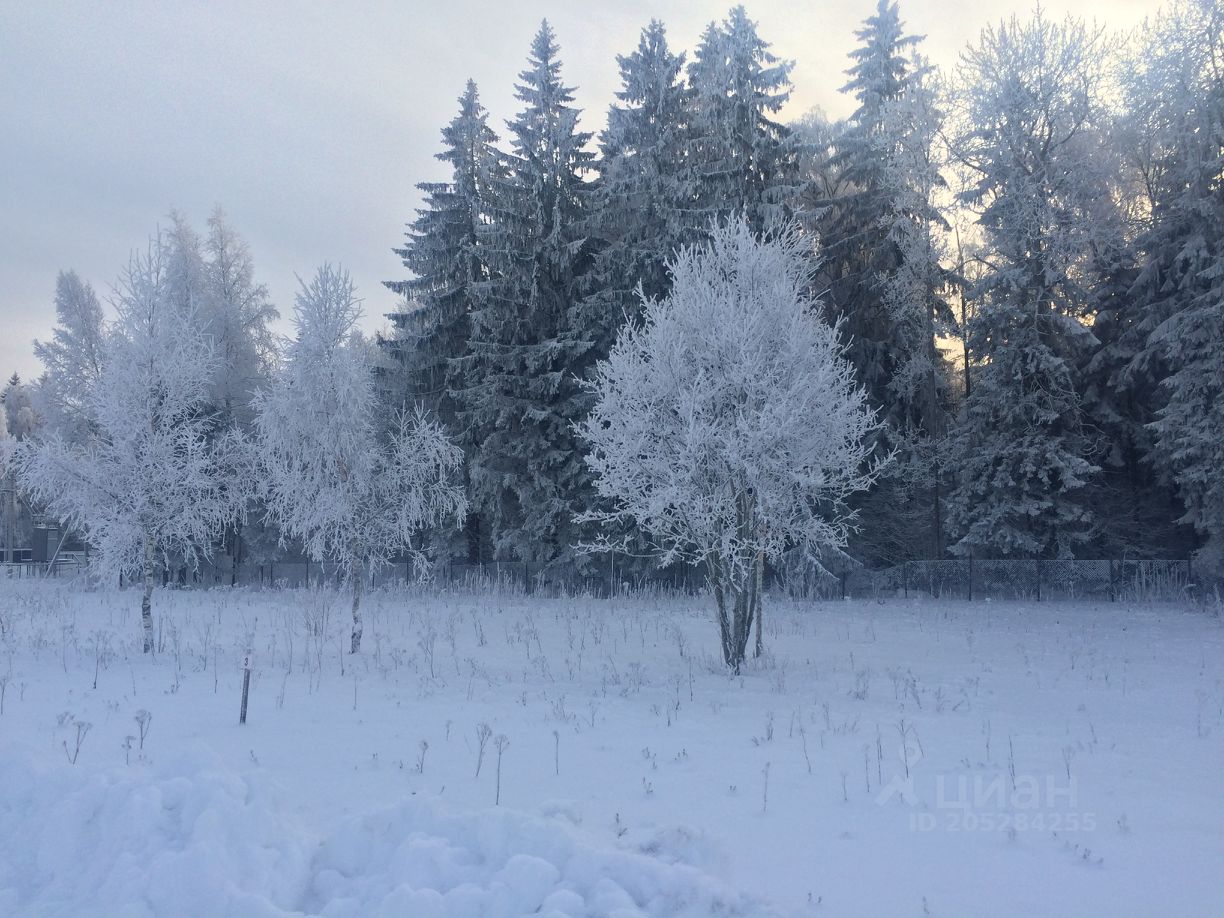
303, 801, 770, 918
0, 747, 781, 918
0, 744, 310, 918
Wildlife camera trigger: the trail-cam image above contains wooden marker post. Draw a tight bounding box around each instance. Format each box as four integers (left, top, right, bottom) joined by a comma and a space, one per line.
239, 652, 252, 725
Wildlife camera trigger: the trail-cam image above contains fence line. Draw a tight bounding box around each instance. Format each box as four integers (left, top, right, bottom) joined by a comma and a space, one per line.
776, 559, 1195, 602
173, 556, 1204, 602
1, 560, 85, 580
3, 555, 1198, 603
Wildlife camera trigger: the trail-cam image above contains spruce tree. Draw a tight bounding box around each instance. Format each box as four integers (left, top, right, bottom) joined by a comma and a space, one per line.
945, 11, 1109, 559
821, 1, 950, 431
684, 6, 800, 235
463, 21, 596, 566
385, 82, 501, 563
385, 80, 500, 424
581, 20, 688, 347
819, 2, 955, 562
1126, 0, 1224, 567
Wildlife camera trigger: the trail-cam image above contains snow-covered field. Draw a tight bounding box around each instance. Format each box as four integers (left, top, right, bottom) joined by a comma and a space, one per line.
1, 580, 1221, 917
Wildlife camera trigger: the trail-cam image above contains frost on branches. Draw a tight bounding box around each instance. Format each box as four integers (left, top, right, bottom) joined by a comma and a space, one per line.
31, 271, 107, 446
945, 10, 1108, 559
15, 236, 231, 653
580, 220, 882, 671
255, 266, 467, 653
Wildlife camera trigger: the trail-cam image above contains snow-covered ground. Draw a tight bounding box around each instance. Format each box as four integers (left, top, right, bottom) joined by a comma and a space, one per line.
0, 580, 1221, 917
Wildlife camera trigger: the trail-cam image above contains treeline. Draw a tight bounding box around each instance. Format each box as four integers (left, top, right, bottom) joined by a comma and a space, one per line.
380, 0, 1223, 570
7, 0, 1223, 576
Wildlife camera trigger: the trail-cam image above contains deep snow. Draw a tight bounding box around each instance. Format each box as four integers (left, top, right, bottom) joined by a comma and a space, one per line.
0, 580, 1221, 916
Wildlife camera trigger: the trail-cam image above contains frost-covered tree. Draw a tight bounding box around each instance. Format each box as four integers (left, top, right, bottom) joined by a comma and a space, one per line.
462, 21, 596, 565
32, 271, 107, 444
945, 10, 1110, 558
15, 235, 229, 652
385, 80, 500, 423
1, 375, 40, 442
821, 3, 952, 431
874, 55, 952, 435
791, 107, 845, 221
579, 221, 880, 671
198, 210, 279, 578
684, 7, 801, 235
813, 3, 956, 563
582, 20, 689, 351
1123, 0, 1224, 567
255, 266, 467, 653
384, 81, 500, 565
0, 402, 17, 565
1073, 207, 1173, 556
869, 57, 957, 558
201, 209, 278, 427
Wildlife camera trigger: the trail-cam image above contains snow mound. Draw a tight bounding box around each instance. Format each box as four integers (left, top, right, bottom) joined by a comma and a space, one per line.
0, 748, 782, 918
0, 744, 309, 918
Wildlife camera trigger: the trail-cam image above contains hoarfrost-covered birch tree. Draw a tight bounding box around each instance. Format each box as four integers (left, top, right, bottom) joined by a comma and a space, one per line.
579, 220, 882, 671
15, 235, 230, 653
255, 265, 467, 653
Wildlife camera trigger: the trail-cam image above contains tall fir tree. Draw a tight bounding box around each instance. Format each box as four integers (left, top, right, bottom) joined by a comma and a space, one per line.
821, 1, 950, 431
574, 20, 692, 576
581, 20, 689, 351
945, 10, 1110, 559
385, 80, 500, 424
385, 81, 501, 563
1077, 161, 1192, 558
462, 21, 596, 565
819, 2, 955, 562
684, 6, 801, 235
1124, 0, 1224, 567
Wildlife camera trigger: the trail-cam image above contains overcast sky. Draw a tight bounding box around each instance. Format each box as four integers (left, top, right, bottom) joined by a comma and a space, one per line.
1, 0, 1155, 382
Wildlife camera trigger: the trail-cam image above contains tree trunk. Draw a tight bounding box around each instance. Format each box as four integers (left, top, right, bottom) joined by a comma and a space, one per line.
730, 580, 747, 674
141, 535, 155, 654
724, 560, 754, 674
753, 550, 765, 658
954, 225, 972, 400
350, 553, 363, 653
711, 560, 734, 669
715, 490, 763, 673
230, 518, 242, 588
